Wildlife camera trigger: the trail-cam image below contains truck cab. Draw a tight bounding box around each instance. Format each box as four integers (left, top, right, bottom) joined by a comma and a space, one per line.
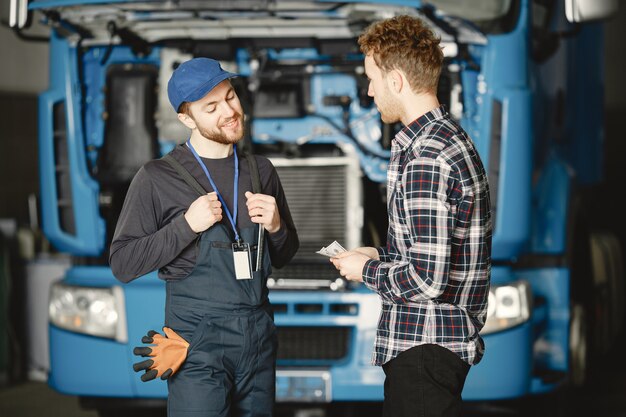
8, 0, 623, 414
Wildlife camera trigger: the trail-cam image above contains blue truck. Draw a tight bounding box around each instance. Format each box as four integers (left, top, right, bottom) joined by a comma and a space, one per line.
9, 0, 623, 414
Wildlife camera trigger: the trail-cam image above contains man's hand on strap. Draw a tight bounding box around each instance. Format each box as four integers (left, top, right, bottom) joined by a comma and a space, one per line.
132, 327, 189, 382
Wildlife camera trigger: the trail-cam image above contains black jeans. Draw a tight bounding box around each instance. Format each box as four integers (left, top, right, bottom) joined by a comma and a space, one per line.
382, 344, 471, 417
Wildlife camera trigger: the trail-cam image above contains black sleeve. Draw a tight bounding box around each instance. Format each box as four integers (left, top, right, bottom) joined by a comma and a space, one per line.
262, 159, 299, 269
109, 166, 198, 283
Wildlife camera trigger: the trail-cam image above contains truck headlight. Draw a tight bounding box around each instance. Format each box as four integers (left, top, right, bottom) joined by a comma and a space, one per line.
49, 283, 128, 343
481, 280, 532, 335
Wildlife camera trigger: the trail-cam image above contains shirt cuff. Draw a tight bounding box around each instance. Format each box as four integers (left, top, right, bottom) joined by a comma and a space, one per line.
172, 213, 199, 244
268, 219, 288, 245
363, 258, 389, 292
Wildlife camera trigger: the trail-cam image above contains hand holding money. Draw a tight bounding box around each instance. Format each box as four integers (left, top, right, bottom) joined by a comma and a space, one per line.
316, 240, 347, 257
329, 250, 369, 282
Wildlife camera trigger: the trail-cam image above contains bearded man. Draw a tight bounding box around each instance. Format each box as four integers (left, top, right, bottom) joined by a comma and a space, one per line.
110, 57, 299, 417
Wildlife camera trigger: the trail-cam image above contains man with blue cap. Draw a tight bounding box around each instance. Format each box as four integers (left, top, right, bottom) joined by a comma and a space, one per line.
110, 57, 299, 417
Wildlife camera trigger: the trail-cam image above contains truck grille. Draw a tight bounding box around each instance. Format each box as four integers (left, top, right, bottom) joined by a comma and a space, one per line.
271, 156, 362, 288
274, 163, 347, 263
277, 327, 351, 361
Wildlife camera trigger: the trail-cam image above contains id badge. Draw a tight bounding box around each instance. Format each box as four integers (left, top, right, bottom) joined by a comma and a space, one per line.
232, 242, 253, 280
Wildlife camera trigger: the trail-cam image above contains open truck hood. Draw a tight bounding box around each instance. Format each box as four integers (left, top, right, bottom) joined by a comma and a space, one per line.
28, 0, 486, 47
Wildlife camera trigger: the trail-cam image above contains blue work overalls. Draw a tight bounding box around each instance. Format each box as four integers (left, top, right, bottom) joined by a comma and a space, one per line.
164, 211, 276, 416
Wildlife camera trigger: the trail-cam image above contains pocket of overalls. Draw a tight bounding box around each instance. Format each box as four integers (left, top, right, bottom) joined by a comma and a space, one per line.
185, 314, 213, 354
209, 241, 238, 274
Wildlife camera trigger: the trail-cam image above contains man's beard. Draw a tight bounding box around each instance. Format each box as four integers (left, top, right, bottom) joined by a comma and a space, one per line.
197, 113, 245, 145
376, 86, 402, 125
380, 110, 401, 125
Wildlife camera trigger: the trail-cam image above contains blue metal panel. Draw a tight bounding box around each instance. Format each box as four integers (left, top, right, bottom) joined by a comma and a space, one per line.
462, 267, 568, 401
462, 323, 533, 400
64, 265, 123, 286
39, 32, 105, 255
331, 367, 384, 401
478, 0, 533, 260
491, 90, 533, 259
463, 264, 562, 400
525, 268, 570, 374
123, 273, 168, 397
48, 326, 135, 396
460, 67, 481, 141
530, 154, 571, 254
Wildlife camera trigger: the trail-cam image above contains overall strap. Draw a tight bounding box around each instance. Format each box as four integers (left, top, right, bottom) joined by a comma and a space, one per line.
162, 153, 206, 197
241, 152, 262, 194
162, 152, 262, 195
239, 152, 265, 271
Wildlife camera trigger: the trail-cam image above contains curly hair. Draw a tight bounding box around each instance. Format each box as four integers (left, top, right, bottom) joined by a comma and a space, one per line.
358, 15, 443, 94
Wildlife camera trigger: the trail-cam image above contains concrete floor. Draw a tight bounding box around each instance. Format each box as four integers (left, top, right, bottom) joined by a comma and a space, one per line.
0, 381, 98, 417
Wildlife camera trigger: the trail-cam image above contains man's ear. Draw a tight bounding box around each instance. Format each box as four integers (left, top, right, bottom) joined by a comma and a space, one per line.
177, 112, 196, 130
388, 69, 403, 94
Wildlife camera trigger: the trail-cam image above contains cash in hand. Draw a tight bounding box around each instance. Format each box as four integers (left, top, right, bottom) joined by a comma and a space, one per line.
316, 240, 347, 257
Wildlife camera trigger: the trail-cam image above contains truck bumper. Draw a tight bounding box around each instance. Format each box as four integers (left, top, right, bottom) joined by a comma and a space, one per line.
48, 268, 568, 403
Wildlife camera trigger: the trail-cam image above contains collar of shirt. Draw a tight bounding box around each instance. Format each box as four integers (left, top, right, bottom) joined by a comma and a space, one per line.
393, 105, 448, 151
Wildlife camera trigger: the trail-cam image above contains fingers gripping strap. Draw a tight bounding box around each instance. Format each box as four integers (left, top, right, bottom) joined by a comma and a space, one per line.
163, 151, 265, 268
162, 154, 207, 197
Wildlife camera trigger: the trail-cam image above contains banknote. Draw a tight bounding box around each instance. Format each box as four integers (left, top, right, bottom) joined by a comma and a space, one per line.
316, 240, 347, 257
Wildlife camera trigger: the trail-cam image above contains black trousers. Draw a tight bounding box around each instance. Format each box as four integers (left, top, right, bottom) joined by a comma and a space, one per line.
382, 344, 470, 417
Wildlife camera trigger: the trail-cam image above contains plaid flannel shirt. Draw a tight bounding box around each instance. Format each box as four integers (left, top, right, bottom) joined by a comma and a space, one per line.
363, 106, 492, 366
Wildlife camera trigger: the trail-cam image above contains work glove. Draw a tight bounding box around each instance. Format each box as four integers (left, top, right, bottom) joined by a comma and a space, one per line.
132, 327, 189, 382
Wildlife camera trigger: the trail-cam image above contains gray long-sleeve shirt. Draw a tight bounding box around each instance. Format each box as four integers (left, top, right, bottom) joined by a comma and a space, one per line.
109, 144, 299, 283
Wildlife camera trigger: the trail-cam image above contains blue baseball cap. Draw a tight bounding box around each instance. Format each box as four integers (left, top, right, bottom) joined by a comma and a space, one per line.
167, 57, 238, 112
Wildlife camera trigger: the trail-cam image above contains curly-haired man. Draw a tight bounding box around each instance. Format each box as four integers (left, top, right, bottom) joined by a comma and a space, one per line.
331, 15, 492, 417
